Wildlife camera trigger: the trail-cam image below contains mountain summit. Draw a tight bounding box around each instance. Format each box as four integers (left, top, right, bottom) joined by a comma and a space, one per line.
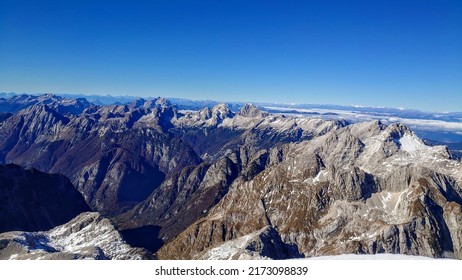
0, 94, 461, 260
237, 103, 270, 118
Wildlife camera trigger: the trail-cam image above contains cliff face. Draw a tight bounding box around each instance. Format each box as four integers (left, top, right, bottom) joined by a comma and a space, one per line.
0, 100, 202, 215
1, 95, 461, 260
115, 107, 346, 243
158, 121, 462, 260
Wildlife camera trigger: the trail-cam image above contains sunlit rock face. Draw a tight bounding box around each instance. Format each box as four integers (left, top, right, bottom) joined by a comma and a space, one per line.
1, 94, 461, 260
158, 121, 462, 260
0, 212, 153, 260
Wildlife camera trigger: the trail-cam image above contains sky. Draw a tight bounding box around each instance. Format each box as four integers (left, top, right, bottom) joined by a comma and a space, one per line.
0, 0, 461, 112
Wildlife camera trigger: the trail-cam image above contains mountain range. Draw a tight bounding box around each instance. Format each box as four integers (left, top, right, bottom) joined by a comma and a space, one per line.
3, 92, 462, 146
0, 93, 461, 260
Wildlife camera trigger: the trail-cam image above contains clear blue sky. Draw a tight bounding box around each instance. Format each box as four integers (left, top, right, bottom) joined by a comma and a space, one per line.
1, 0, 461, 112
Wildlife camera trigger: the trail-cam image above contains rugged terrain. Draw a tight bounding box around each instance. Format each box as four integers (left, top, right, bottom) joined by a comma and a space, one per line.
158, 121, 462, 259
0, 94, 461, 260
0, 212, 152, 260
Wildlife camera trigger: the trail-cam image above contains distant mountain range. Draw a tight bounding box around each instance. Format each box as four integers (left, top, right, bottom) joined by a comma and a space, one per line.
0, 93, 461, 260
2, 92, 461, 144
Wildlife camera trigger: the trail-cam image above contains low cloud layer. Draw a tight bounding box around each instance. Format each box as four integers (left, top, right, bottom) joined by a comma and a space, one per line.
266, 106, 462, 142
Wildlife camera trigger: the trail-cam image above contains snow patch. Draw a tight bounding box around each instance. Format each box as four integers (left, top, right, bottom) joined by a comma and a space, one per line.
201, 230, 266, 260
399, 133, 426, 156
304, 170, 329, 184
313, 170, 329, 183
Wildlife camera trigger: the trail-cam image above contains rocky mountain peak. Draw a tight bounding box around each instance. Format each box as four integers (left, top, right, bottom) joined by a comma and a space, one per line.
128, 97, 173, 110
0, 93, 461, 261
48, 97, 93, 116
11, 94, 34, 101
157, 117, 462, 260
175, 103, 234, 127
37, 93, 61, 102
212, 103, 234, 119
154, 97, 172, 107
130, 98, 147, 108
19, 103, 70, 128
386, 122, 411, 140
237, 103, 269, 118
0, 94, 55, 113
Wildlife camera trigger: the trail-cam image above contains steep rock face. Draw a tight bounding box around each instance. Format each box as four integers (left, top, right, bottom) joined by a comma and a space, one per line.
47, 97, 94, 116
2, 95, 461, 260
108, 102, 345, 237
114, 144, 304, 256
116, 163, 212, 239
0, 164, 90, 233
115, 146, 277, 243
172, 103, 346, 161
47, 127, 199, 214
443, 202, 462, 259
237, 104, 270, 118
0, 102, 201, 215
198, 226, 302, 260
158, 121, 462, 260
0, 212, 152, 260
310, 174, 457, 257
175, 103, 235, 127
0, 104, 69, 163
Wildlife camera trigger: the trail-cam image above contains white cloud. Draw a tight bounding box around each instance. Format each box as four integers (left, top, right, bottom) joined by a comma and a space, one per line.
265, 106, 462, 134
394, 118, 462, 132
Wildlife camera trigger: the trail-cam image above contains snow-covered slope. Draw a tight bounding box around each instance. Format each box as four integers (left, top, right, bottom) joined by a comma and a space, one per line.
0, 212, 153, 260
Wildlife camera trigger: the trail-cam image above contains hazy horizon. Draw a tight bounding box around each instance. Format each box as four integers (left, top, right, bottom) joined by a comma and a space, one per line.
3, 90, 462, 114
1, 1, 461, 112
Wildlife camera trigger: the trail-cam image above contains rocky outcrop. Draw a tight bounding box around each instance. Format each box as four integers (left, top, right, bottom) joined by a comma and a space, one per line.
158, 121, 462, 260
172, 103, 345, 161
0, 164, 90, 233
1, 94, 461, 260
237, 103, 270, 118
115, 146, 275, 242
0, 102, 202, 215
174, 103, 235, 127
443, 202, 462, 259
0, 96, 344, 218
0, 212, 153, 260
198, 226, 303, 260
0, 94, 53, 113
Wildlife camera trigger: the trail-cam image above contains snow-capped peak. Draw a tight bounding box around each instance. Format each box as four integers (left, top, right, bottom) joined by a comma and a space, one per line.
399, 133, 427, 156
